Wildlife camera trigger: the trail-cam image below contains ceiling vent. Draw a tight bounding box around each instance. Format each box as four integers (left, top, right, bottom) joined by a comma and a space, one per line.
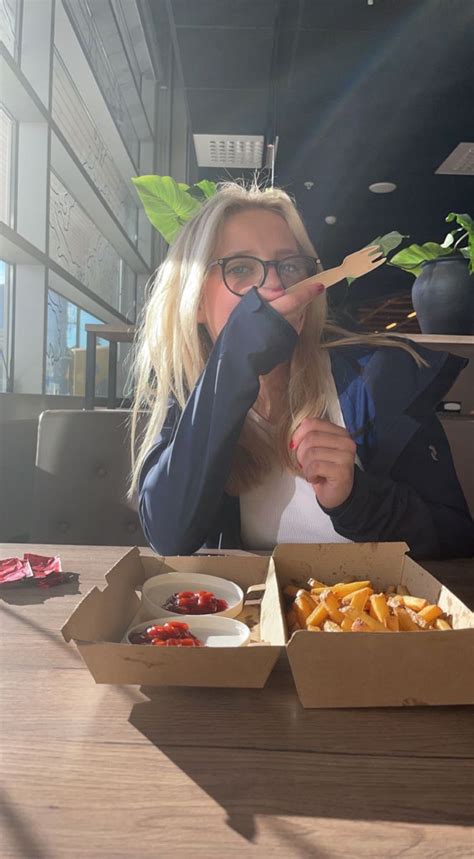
435, 143, 474, 175
193, 134, 264, 168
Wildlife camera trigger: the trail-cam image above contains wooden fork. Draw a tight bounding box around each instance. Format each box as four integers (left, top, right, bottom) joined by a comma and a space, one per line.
286, 245, 386, 294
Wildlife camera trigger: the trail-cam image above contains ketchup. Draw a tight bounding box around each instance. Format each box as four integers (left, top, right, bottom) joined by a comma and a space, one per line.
163, 590, 228, 615
129, 620, 203, 646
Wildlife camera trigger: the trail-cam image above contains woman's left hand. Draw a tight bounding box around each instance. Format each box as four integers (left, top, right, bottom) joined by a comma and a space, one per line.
290, 418, 357, 509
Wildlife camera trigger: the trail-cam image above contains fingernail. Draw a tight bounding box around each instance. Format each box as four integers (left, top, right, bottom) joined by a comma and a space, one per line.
289, 440, 295, 450
315, 283, 324, 294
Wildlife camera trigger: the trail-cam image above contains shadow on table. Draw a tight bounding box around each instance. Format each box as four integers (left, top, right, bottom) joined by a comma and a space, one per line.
128, 670, 474, 843
0, 573, 80, 605
0, 787, 51, 859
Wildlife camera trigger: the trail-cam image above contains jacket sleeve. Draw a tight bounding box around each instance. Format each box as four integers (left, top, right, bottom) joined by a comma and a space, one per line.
323, 413, 474, 559
138, 288, 297, 555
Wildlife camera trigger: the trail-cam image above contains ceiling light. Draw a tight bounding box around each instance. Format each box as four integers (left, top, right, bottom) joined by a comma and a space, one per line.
369, 182, 397, 194
407, 311, 417, 318
325, 215, 337, 224
385, 322, 397, 329
435, 143, 474, 175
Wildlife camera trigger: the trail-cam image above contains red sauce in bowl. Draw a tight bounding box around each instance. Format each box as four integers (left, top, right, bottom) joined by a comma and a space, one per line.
129, 620, 203, 646
162, 590, 229, 615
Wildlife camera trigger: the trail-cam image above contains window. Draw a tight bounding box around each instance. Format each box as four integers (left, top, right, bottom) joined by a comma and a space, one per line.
1, 1, 158, 395
61, 0, 140, 165
0, 105, 14, 226
120, 261, 137, 322
0, 0, 18, 58
52, 50, 138, 242
49, 172, 122, 310
0, 260, 12, 392
45, 289, 107, 396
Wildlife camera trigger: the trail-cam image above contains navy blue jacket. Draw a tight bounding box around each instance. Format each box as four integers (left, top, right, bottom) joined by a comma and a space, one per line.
139, 288, 474, 559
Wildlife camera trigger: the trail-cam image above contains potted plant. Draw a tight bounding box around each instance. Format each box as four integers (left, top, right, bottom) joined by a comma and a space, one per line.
388, 213, 474, 335
131, 175, 217, 243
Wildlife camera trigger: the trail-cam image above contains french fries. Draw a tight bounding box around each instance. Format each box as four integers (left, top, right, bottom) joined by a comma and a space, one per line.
401, 595, 427, 612
293, 589, 318, 627
345, 586, 373, 611
283, 576, 453, 635
306, 602, 329, 628
369, 593, 390, 625
323, 620, 343, 633
332, 580, 371, 598
418, 604, 443, 624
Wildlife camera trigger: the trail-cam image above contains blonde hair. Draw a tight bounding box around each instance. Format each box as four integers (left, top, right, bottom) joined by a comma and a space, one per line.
130, 181, 422, 495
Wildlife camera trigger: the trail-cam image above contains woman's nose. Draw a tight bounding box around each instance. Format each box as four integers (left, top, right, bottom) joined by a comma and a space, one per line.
262, 262, 285, 291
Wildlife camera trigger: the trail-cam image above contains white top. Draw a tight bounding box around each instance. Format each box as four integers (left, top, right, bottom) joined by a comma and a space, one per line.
240, 374, 358, 551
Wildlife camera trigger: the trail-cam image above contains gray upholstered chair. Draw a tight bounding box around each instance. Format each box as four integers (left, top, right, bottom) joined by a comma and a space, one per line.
31, 410, 147, 546
30, 409, 473, 547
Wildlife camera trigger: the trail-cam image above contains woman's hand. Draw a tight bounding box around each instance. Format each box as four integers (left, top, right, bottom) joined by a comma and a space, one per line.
290, 418, 357, 508
270, 280, 325, 332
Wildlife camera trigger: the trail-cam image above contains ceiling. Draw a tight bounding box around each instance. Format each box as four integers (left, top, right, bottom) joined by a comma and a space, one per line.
155, 0, 474, 331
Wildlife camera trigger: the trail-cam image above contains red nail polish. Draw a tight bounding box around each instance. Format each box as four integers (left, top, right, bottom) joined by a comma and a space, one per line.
289, 440, 295, 450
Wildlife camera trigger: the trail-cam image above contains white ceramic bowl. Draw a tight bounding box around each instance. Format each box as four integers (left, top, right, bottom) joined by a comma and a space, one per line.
126, 615, 251, 648
141, 572, 244, 620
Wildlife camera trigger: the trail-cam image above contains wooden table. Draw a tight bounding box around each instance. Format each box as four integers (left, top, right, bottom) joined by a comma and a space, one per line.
1, 544, 473, 858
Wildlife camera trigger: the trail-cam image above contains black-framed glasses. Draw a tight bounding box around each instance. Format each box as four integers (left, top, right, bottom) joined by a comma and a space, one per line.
209, 255, 320, 296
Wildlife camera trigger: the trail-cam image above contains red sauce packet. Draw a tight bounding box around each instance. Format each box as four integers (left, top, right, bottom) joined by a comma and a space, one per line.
0, 554, 65, 587
23, 553, 62, 578
0, 557, 33, 584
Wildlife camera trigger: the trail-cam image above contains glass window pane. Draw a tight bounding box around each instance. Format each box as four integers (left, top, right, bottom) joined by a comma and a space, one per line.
113, 0, 142, 92
0, 105, 14, 225
52, 50, 138, 243
46, 289, 109, 397
0, 0, 18, 57
118, 341, 133, 401
49, 172, 121, 310
0, 260, 12, 392
120, 261, 136, 322
61, 0, 140, 164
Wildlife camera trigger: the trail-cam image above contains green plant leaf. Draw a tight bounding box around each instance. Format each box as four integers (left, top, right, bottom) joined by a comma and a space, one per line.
370, 231, 407, 255
186, 180, 218, 203
346, 231, 406, 284
441, 228, 465, 249
446, 212, 474, 233
441, 232, 455, 248
462, 244, 474, 274
193, 180, 217, 199
445, 214, 474, 273
388, 242, 453, 277
131, 175, 201, 243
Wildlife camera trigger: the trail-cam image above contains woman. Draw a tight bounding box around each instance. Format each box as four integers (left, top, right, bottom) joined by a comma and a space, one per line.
131, 183, 474, 559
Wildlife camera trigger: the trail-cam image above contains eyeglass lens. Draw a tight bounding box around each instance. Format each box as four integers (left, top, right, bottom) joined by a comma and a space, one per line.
223, 256, 318, 294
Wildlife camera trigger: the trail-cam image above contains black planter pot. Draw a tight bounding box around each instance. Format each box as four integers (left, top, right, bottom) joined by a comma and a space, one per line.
411, 256, 474, 334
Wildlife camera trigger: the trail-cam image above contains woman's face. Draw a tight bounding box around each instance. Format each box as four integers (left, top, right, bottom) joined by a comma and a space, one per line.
198, 208, 300, 340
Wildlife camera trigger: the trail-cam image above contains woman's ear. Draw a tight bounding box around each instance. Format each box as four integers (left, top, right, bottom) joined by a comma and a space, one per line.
197, 300, 206, 324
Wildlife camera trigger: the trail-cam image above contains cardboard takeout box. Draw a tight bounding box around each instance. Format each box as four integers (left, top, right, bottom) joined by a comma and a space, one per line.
270, 542, 474, 708
62, 548, 285, 687
62, 543, 474, 707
